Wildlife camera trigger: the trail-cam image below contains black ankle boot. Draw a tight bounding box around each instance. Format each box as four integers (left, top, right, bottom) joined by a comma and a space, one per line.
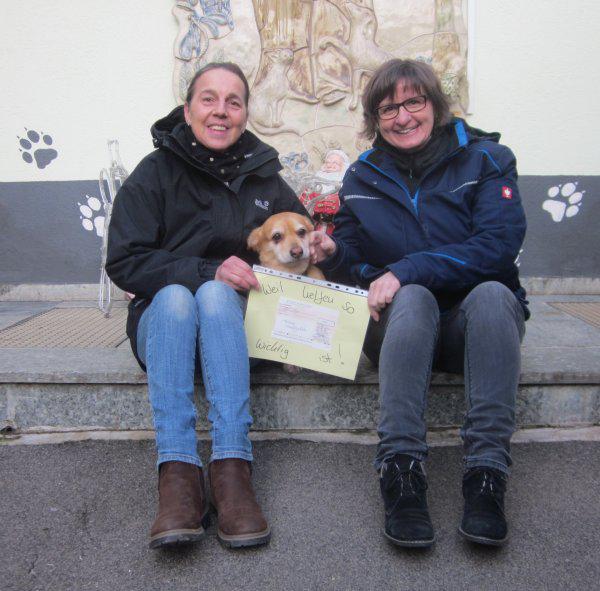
379, 454, 434, 548
459, 467, 508, 546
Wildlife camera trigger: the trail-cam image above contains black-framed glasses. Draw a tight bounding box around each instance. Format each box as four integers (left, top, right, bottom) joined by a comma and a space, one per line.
375, 95, 428, 120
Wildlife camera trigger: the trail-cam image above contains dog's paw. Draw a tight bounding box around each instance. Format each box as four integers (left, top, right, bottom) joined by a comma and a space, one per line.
18, 129, 58, 169
542, 182, 584, 222
283, 363, 301, 375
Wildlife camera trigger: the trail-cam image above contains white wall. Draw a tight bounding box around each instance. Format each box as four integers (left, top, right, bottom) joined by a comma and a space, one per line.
1, 0, 598, 182
1, 1, 176, 182
469, 0, 600, 175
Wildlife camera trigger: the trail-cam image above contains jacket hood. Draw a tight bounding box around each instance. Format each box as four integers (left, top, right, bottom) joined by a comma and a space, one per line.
458, 118, 501, 144
149, 105, 282, 178
151, 105, 185, 147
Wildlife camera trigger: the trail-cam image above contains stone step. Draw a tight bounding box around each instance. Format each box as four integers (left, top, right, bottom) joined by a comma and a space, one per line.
1, 295, 599, 435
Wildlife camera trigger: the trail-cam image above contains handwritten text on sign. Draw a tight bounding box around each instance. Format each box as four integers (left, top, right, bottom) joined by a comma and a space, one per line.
244, 267, 369, 379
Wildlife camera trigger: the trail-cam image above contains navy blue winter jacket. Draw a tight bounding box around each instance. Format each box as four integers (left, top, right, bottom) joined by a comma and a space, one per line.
321, 119, 529, 316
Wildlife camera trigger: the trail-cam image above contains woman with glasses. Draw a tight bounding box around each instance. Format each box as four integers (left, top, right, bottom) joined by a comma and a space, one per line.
310, 59, 528, 548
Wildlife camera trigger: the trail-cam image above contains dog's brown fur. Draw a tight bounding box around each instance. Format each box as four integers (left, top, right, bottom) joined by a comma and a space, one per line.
247, 212, 325, 280
248, 212, 325, 374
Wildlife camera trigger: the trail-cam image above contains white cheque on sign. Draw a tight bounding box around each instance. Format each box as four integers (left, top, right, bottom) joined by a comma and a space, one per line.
272, 297, 339, 351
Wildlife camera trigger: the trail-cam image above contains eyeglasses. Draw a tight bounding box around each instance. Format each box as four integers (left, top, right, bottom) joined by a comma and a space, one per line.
375, 95, 428, 120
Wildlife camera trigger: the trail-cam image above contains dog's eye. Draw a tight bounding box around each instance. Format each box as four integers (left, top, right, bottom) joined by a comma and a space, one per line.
272, 232, 282, 242
297, 228, 307, 237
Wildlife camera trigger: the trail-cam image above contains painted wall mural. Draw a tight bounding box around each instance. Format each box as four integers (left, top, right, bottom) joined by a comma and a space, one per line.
171, 0, 469, 241
173, 1, 235, 101
172, 0, 470, 175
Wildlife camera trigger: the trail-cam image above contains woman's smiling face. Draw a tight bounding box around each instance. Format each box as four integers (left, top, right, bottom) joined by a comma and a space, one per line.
184, 68, 248, 152
377, 79, 435, 152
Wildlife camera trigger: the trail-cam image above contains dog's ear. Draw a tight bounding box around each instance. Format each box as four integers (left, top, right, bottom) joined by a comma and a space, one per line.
247, 225, 263, 252
303, 216, 315, 232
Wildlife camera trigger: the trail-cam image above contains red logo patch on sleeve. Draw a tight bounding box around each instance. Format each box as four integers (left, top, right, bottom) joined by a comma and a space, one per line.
502, 186, 513, 199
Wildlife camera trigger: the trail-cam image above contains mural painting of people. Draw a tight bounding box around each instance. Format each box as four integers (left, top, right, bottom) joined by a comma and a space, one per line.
171, 0, 470, 173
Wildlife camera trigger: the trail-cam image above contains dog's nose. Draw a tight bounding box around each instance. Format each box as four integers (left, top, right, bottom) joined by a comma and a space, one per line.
290, 246, 303, 259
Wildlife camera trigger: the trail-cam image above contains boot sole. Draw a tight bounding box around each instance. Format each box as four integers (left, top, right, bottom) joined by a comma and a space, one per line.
458, 526, 507, 546
149, 512, 210, 549
217, 527, 271, 549
384, 530, 435, 548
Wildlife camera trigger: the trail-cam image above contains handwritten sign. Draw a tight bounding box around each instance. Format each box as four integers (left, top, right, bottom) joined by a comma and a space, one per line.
244, 266, 370, 379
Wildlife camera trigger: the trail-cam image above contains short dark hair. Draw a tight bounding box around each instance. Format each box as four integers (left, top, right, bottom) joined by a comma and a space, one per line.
360, 59, 452, 140
185, 62, 250, 106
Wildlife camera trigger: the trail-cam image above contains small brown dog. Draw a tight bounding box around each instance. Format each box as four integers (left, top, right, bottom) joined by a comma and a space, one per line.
247, 212, 325, 280
248, 212, 325, 374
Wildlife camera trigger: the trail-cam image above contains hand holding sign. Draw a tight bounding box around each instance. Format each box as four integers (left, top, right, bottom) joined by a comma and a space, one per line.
309, 231, 337, 264
216, 256, 260, 292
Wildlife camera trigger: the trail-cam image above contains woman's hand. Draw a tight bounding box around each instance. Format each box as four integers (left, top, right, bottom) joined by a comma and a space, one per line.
368, 271, 401, 321
215, 256, 260, 292
309, 231, 337, 264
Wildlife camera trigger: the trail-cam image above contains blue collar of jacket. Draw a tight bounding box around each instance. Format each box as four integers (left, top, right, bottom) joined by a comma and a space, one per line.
356, 118, 492, 219
352, 119, 496, 215
359, 119, 471, 179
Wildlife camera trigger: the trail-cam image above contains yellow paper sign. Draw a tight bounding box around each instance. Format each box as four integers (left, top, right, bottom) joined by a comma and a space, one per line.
244, 266, 370, 379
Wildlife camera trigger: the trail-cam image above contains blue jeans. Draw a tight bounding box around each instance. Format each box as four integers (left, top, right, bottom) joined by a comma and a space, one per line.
364, 282, 526, 474
137, 282, 254, 469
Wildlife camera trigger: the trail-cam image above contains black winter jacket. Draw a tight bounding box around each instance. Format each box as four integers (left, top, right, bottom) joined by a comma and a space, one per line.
106, 106, 306, 366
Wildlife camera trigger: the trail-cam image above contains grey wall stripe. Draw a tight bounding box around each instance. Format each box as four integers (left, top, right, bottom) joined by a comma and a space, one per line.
1, 176, 598, 284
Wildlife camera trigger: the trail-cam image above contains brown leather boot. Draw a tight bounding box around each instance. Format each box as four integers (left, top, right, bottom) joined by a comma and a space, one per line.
149, 461, 210, 549
209, 458, 271, 548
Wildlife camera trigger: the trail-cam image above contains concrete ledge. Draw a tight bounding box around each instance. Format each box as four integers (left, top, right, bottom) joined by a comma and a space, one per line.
1, 294, 599, 435
4, 426, 600, 447
1, 381, 599, 434
522, 277, 600, 295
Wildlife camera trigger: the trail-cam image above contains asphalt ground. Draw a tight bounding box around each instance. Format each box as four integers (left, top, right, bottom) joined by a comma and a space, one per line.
2, 439, 599, 591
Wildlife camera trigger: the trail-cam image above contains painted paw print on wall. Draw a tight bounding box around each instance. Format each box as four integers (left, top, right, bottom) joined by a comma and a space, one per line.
18, 128, 58, 169
78, 195, 105, 237
542, 182, 585, 222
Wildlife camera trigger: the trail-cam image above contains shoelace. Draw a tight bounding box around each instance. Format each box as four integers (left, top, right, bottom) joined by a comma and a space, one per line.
466, 470, 505, 510
384, 461, 427, 517
479, 472, 494, 494
384, 460, 426, 496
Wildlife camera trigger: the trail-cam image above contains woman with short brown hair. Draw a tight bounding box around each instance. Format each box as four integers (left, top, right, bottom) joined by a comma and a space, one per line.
311, 59, 528, 548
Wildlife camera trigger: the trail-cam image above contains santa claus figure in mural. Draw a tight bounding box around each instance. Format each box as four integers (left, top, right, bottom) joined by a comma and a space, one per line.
299, 149, 350, 234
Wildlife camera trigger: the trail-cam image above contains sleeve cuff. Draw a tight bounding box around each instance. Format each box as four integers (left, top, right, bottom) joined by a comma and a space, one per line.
386, 258, 416, 286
